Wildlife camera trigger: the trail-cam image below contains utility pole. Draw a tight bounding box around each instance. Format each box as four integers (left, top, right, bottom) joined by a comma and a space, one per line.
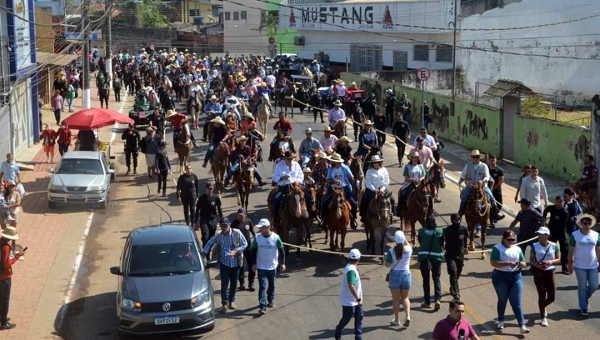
593, 96, 600, 211
451, 0, 458, 99
82, 0, 91, 109
105, 1, 112, 87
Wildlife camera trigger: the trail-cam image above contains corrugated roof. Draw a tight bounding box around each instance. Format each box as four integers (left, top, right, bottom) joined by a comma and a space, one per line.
484, 79, 534, 98
37, 52, 79, 67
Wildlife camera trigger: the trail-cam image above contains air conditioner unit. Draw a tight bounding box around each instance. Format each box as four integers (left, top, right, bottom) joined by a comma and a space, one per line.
294, 36, 305, 46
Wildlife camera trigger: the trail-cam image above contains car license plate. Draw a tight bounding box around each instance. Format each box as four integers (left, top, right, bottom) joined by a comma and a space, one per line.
138, 112, 146, 118
154, 316, 179, 325
68, 194, 83, 199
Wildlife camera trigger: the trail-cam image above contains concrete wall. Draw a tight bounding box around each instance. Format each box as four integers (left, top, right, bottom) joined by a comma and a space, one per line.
514, 115, 591, 181
354, 69, 465, 96
460, 0, 600, 105
341, 73, 502, 156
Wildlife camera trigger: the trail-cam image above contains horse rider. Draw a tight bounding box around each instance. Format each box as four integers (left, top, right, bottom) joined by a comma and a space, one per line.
415, 137, 435, 171
223, 90, 242, 124
361, 155, 395, 223
188, 79, 204, 113
205, 94, 223, 116
320, 126, 338, 156
235, 84, 249, 106
299, 128, 324, 169
277, 132, 296, 162
323, 153, 357, 219
240, 113, 256, 136
202, 117, 230, 168
354, 120, 377, 161
278, 72, 291, 94
329, 100, 346, 133
302, 167, 316, 211
335, 136, 353, 164
271, 151, 304, 231
457, 150, 504, 219
224, 135, 266, 187
269, 113, 294, 159
397, 150, 427, 216
255, 83, 273, 113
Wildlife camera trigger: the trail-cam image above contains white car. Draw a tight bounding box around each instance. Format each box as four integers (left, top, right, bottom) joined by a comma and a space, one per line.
47, 151, 114, 209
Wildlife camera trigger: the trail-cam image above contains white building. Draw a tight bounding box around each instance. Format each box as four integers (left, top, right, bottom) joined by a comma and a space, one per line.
279, 0, 459, 72
223, 0, 266, 56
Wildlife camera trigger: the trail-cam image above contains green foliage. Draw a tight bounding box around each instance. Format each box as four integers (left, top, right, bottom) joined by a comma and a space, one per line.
137, 0, 175, 28
521, 96, 548, 117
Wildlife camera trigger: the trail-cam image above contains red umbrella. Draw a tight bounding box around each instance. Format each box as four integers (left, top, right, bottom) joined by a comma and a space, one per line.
61, 108, 134, 130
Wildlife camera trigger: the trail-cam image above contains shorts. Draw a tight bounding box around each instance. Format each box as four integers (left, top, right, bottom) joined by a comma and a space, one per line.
388, 269, 411, 290
43, 145, 54, 153
145, 153, 156, 167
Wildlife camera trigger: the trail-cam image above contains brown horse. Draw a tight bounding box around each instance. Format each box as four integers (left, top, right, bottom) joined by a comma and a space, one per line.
363, 191, 392, 259
464, 182, 491, 259
233, 158, 254, 209
281, 85, 296, 117
427, 161, 447, 212
209, 142, 230, 197
349, 158, 364, 230
306, 149, 321, 171
332, 120, 346, 138
398, 182, 431, 246
176, 124, 192, 174
304, 183, 318, 248
325, 188, 350, 252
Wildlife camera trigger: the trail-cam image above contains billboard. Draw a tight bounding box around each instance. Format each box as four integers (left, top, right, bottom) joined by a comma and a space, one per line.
11, 0, 34, 71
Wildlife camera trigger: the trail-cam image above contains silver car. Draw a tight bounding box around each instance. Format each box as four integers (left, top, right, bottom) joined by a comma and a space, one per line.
47, 151, 114, 209
110, 225, 218, 337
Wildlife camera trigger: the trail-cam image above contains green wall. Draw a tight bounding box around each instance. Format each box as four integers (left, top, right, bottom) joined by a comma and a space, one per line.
341, 73, 502, 157
514, 115, 591, 181
266, 1, 297, 55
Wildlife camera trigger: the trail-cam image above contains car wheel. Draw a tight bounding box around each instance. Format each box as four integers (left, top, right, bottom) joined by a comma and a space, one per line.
48, 201, 57, 209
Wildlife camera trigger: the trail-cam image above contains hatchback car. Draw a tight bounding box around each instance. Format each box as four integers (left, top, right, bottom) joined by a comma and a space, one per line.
47, 151, 114, 209
110, 225, 218, 337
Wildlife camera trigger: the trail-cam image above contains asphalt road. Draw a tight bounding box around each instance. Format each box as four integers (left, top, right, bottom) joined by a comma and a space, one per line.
57, 103, 600, 340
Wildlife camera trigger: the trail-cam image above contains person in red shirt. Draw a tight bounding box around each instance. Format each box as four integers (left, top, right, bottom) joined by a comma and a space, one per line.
270, 113, 294, 159
56, 124, 73, 156
0, 226, 23, 330
40, 124, 57, 163
431, 300, 480, 340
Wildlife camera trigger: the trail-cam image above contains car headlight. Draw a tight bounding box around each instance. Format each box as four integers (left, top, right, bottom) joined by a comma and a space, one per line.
88, 185, 105, 193
122, 298, 142, 311
191, 290, 211, 310
49, 184, 64, 192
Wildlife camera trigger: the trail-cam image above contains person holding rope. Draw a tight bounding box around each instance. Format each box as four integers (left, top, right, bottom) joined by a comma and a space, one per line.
385, 230, 412, 328
373, 109, 388, 147
351, 100, 366, 141
361, 155, 394, 224
391, 114, 410, 167
529, 226, 560, 327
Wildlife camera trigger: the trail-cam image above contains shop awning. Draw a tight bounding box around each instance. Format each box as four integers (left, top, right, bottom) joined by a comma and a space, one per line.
37, 51, 79, 67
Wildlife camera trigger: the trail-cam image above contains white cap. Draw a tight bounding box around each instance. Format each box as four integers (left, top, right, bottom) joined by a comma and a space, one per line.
257, 218, 271, 228
349, 249, 361, 260
535, 227, 550, 235
395, 231, 406, 244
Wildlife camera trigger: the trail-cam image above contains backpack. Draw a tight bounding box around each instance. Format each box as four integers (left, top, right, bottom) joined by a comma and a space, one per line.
211, 229, 244, 267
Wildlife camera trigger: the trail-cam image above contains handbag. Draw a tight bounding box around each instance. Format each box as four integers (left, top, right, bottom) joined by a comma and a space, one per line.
529, 244, 552, 275
385, 252, 402, 282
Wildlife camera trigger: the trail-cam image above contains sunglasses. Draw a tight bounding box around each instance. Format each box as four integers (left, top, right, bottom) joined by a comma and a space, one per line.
505, 238, 516, 242
582, 222, 592, 226
472, 156, 480, 159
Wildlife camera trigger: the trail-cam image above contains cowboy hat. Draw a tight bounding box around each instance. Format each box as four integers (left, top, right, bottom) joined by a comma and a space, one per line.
305, 128, 313, 134
1, 226, 19, 240
470, 150, 481, 157
244, 113, 255, 120
351, 82, 356, 86
311, 59, 318, 64
576, 214, 597, 227
363, 120, 373, 126
369, 155, 384, 163
237, 135, 248, 143
303, 167, 312, 173
209, 95, 218, 101
210, 117, 225, 125
329, 153, 343, 163
338, 136, 350, 143
260, 82, 268, 87
324, 126, 333, 132
165, 110, 177, 119
225, 112, 234, 117
318, 152, 327, 160
333, 100, 343, 106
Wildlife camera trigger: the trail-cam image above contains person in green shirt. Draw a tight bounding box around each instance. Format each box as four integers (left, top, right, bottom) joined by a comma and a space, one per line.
65, 83, 76, 112
417, 215, 444, 311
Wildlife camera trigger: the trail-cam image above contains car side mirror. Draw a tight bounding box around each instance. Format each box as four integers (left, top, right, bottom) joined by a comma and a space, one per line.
47, 168, 54, 173
107, 169, 115, 175
206, 260, 218, 269
110, 266, 122, 276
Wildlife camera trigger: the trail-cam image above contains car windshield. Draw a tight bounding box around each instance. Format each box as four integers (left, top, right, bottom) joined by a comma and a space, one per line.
56, 159, 104, 175
128, 242, 202, 276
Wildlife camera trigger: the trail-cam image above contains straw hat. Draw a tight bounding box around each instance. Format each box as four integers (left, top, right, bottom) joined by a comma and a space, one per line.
210, 117, 225, 125
244, 113, 255, 120
305, 128, 313, 134
318, 152, 327, 160
324, 126, 333, 132
363, 120, 373, 126
237, 135, 248, 143
338, 136, 350, 143
209, 95, 218, 101
576, 214, 597, 228
369, 155, 384, 163
329, 153, 343, 163
303, 167, 312, 173
165, 109, 177, 119
470, 150, 481, 157
1, 226, 19, 240
333, 100, 343, 106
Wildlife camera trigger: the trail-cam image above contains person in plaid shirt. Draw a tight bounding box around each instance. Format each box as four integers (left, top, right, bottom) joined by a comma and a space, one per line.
56, 124, 72, 156
312, 152, 330, 217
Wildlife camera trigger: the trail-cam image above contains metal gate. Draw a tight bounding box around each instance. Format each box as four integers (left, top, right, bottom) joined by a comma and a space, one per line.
349, 44, 382, 72
393, 51, 408, 71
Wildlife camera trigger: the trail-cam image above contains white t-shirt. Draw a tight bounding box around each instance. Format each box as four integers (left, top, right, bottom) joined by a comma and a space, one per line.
569, 230, 600, 270
330, 166, 348, 188
531, 241, 559, 271
253, 232, 283, 271
340, 263, 362, 306
387, 245, 413, 271
491, 243, 524, 272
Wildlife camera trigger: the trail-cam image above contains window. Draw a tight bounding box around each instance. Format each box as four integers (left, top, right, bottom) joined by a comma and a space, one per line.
224, 12, 230, 21
393, 51, 408, 71
241, 11, 247, 20
349, 44, 383, 72
436, 45, 452, 62
189, 9, 200, 17
233, 11, 239, 20
413, 45, 429, 61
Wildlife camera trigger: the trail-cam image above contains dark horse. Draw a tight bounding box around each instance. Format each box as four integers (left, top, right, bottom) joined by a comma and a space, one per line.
426, 161, 446, 214
363, 191, 392, 259
233, 157, 255, 209
324, 188, 350, 252
464, 182, 491, 259
349, 158, 364, 230
398, 182, 431, 246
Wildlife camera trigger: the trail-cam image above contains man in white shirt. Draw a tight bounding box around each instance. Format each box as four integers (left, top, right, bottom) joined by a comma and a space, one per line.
334, 249, 363, 340
458, 150, 503, 219
519, 165, 549, 214
329, 101, 346, 130
271, 151, 304, 229
413, 127, 437, 151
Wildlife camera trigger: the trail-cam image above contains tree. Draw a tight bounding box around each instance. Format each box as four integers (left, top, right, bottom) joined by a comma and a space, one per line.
114, 0, 175, 29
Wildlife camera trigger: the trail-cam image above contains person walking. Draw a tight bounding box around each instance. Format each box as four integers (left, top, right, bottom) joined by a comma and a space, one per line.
373, 109, 387, 147
529, 226, 560, 327
385, 231, 412, 328
203, 218, 247, 313
251, 219, 285, 314
391, 114, 410, 167
514, 164, 532, 203
563, 187, 583, 235
99, 80, 110, 109
519, 165, 548, 214
443, 213, 469, 301
567, 214, 600, 316
351, 100, 366, 141
51, 90, 63, 125
431, 300, 480, 340
65, 82, 76, 113
508, 198, 545, 257
121, 123, 141, 175
431, 130, 445, 163
176, 165, 200, 225
142, 127, 160, 179
195, 182, 223, 246
488, 155, 504, 228
490, 229, 529, 334
40, 124, 57, 163
154, 141, 171, 197
113, 73, 122, 102
0, 226, 22, 330
232, 208, 255, 292
56, 124, 72, 156
334, 249, 363, 340
543, 196, 569, 273
418, 215, 444, 311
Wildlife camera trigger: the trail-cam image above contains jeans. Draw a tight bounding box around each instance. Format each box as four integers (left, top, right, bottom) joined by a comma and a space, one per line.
224, 159, 263, 182
197, 217, 217, 247
54, 108, 62, 124
301, 154, 311, 168
376, 131, 386, 147
204, 142, 218, 164
446, 257, 464, 299
238, 249, 255, 287
335, 305, 363, 340
460, 185, 498, 209
157, 170, 168, 194
419, 259, 442, 303
181, 196, 196, 225
395, 140, 407, 164
492, 270, 525, 325
533, 269, 556, 317
258, 269, 276, 308
403, 113, 411, 128
0, 278, 10, 325
574, 267, 599, 309
58, 142, 69, 156
67, 97, 74, 112
114, 88, 121, 102
272, 185, 290, 219
491, 189, 503, 221
219, 263, 240, 306
100, 94, 108, 108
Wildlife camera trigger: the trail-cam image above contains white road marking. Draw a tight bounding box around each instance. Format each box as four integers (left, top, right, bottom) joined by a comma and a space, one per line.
64, 211, 94, 305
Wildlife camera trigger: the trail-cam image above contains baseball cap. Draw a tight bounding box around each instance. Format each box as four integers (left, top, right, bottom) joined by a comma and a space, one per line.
349, 249, 361, 260
257, 218, 271, 228
450, 213, 461, 220
535, 227, 550, 235
394, 231, 406, 244
219, 218, 230, 227
206, 182, 215, 189
517, 198, 531, 205
237, 207, 246, 215
160, 141, 168, 146
503, 229, 516, 241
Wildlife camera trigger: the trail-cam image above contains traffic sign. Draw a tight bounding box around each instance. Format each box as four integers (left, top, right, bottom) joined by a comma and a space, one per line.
269, 37, 275, 45
65, 33, 98, 41
416, 68, 430, 81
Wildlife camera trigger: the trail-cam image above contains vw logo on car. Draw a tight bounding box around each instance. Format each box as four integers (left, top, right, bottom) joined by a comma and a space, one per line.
162, 303, 171, 312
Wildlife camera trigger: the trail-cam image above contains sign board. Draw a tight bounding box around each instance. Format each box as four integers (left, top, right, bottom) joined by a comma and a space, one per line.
416, 68, 430, 81
12, 0, 33, 72
269, 37, 275, 45
65, 33, 99, 41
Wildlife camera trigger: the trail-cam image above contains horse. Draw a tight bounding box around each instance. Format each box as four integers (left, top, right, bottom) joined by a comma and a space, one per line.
324, 188, 350, 252
398, 182, 431, 246
188, 93, 203, 130
256, 93, 271, 138
176, 125, 192, 174
363, 191, 392, 259
281, 84, 296, 117
427, 161, 446, 211
350, 158, 364, 230
306, 149, 321, 171
304, 183, 318, 248
268, 184, 310, 263
233, 158, 254, 209
296, 86, 310, 115
464, 182, 491, 259
209, 142, 230, 197
332, 119, 346, 138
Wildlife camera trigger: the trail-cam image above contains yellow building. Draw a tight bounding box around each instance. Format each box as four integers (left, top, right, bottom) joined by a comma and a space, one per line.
179, 0, 220, 24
